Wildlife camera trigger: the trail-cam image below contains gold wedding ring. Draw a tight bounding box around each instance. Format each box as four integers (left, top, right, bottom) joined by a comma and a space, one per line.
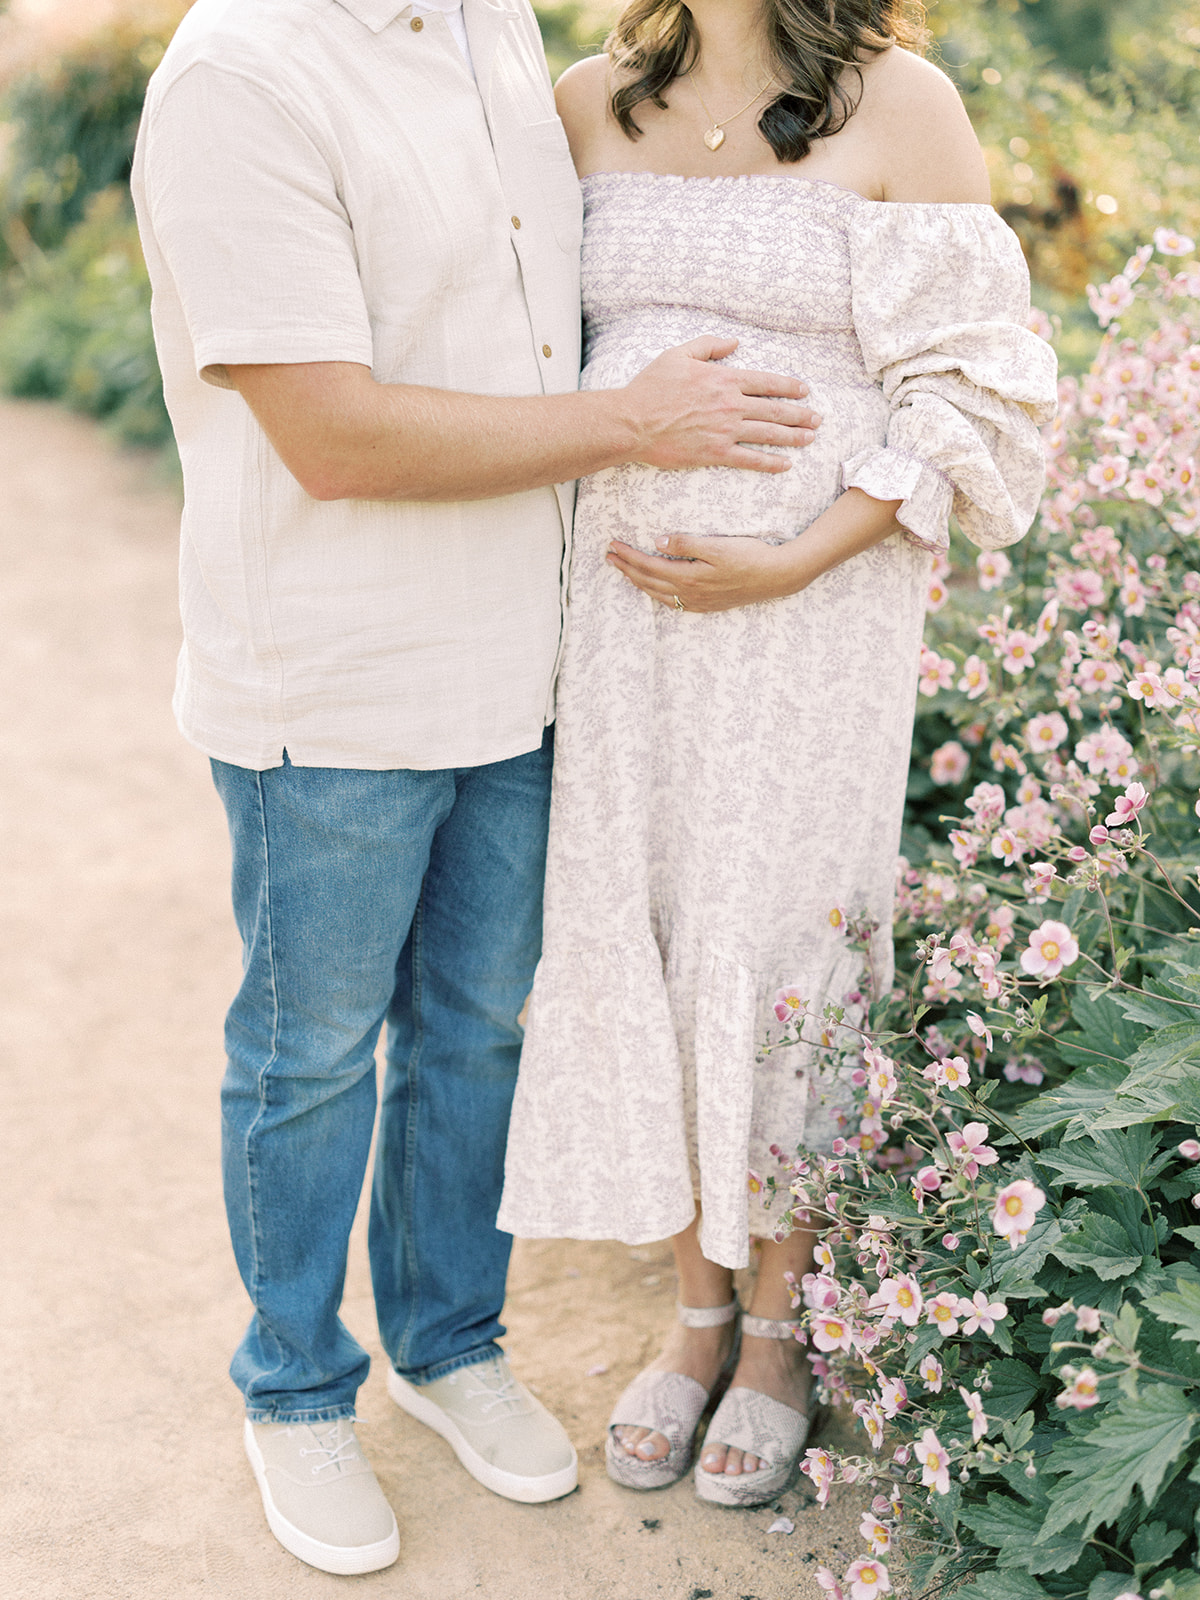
672, 594, 685, 611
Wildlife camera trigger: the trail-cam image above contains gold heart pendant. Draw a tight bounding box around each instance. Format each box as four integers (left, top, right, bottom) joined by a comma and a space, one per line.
703, 126, 725, 151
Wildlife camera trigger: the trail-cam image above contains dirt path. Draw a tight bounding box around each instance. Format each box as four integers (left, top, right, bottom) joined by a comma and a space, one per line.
0, 399, 864, 1600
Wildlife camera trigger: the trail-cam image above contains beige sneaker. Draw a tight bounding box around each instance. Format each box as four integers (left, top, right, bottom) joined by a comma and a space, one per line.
388, 1353, 578, 1503
243, 1417, 400, 1575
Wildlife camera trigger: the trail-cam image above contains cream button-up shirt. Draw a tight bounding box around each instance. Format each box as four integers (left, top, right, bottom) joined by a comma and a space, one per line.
132, 0, 583, 770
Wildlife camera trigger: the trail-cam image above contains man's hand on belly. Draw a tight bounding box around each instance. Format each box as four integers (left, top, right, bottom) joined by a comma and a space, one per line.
618, 337, 821, 474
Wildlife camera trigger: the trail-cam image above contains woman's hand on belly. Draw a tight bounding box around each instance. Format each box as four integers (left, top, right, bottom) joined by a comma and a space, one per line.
606, 489, 905, 612
606, 533, 798, 611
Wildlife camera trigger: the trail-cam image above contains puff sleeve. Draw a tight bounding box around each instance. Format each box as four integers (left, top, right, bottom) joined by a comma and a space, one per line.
841, 204, 1058, 553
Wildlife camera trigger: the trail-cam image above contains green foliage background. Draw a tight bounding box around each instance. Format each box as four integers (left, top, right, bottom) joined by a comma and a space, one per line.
2, 0, 1200, 446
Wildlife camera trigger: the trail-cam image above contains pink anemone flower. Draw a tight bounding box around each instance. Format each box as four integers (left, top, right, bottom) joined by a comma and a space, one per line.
1020, 921, 1080, 981
992, 1179, 1047, 1249
916, 1429, 950, 1494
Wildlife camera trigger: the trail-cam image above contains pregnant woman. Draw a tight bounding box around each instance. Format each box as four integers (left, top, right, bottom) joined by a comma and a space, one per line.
498, 0, 1057, 1505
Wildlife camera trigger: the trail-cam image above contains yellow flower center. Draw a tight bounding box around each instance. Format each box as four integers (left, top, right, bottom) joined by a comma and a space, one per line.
1005, 1195, 1024, 1216
862, 1571, 878, 1587
897, 1287, 913, 1308
1042, 940, 1060, 961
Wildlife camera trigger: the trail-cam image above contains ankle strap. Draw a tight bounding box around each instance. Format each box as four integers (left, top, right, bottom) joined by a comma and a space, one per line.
676, 1298, 740, 1328
741, 1314, 802, 1340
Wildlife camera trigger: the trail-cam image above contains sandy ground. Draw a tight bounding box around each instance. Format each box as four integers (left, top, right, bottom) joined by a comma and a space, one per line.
0, 398, 867, 1600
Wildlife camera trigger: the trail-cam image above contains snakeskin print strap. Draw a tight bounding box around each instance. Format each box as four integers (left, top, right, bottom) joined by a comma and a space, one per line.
676, 1298, 740, 1328
703, 1385, 810, 1468
741, 1314, 802, 1340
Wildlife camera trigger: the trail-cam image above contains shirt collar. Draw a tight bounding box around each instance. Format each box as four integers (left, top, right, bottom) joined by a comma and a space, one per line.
334, 0, 417, 33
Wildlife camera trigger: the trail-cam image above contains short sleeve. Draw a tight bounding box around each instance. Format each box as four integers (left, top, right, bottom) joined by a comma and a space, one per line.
842, 205, 1058, 553
138, 63, 374, 386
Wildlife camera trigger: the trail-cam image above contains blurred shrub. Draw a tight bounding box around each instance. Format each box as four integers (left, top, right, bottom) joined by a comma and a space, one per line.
534, 1, 613, 78
0, 25, 164, 260
0, 23, 171, 449
0, 186, 167, 445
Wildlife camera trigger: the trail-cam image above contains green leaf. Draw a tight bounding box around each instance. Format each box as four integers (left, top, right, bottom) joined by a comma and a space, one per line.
902, 1317, 943, 1372
1112, 1301, 1143, 1350
1009, 1060, 1130, 1140
960, 1493, 1040, 1545
959, 1572, 1052, 1600
987, 1212, 1064, 1292
1176, 1225, 1200, 1246
1092, 1054, 1200, 1128
1038, 1452, 1132, 1542
1131, 1521, 1186, 1569
1002, 1411, 1034, 1452
1089, 1577, 1141, 1600
1145, 1275, 1200, 1346
1037, 1125, 1170, 1191
1086, 1383, 1198, 1504
960, 1493, 1086, 1574
983, 1358, 1044, 1421
1112, 991, 1198, 1027
1053, 990, 1149, 1072
1038, 1385, 1199, 1543
1051, 1212, 1146, 1279
1116, 1020, 1200, 1086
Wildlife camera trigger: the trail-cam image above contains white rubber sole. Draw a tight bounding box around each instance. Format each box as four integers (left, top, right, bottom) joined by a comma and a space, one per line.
243, 1421, 400, 1576
387, 1368, 578, 1504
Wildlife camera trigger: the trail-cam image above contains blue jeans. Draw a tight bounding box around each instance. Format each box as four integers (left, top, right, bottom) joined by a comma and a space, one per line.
210, 731, 553, 1423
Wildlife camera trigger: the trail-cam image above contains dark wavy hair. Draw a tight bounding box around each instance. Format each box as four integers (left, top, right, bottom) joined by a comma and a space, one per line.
607, 0, 928, 164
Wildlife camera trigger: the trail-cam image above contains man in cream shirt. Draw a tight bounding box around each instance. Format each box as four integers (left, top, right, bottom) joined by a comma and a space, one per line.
133, 0, 815, 1574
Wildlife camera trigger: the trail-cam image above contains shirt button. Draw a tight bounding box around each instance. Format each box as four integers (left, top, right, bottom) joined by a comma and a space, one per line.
511, 215, 521, 230
410, 15, 423, 29
542, 343, 552, 358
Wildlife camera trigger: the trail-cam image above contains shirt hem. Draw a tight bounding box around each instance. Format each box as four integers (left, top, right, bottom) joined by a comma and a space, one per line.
181, 714, 556, 774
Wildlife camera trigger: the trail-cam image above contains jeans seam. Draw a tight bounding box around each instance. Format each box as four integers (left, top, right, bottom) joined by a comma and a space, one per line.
394, 889, 426, 1368
244, 769, 284, 1383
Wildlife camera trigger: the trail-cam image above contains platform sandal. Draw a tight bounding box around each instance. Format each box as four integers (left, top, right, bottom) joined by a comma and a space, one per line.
693, 1314, 812, 1507
604, 1298, 741, 1490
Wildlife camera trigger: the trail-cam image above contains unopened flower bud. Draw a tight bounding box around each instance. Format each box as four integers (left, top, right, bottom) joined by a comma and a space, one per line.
1025, 1462, 1037, 1478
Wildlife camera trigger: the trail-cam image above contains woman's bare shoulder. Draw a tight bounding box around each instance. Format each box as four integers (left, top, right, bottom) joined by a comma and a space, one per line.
554, 54, 613, 145
856, 47, 991, 204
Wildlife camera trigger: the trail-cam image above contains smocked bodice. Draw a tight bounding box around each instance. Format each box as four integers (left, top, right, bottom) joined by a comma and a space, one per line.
575, 171, 1056, 551
581, 173, 872, 395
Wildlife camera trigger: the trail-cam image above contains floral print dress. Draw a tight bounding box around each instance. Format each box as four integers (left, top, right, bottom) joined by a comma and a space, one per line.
497, 174, 1058, 1269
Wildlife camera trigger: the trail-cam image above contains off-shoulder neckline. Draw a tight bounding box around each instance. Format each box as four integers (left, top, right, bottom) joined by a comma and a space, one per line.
579, 171, 998, 210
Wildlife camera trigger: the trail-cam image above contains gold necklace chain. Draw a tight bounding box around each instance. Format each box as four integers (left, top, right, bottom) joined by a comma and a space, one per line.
687, 71, 777, 151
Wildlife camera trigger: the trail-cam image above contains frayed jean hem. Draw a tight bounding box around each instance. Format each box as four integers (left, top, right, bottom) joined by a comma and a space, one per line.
244, 1402, 359, 1426
395, 1339, 505, 1387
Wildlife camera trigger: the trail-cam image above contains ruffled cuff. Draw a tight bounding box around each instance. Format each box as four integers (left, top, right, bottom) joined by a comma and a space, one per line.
841, 445, 953, 555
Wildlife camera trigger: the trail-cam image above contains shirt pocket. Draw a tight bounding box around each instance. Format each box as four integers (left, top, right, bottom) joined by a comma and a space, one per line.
525, 117, 583, 255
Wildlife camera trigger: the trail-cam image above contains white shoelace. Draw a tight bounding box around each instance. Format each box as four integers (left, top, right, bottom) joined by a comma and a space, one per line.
462, 1367, 527, 1415
298, 1421, 359, 1473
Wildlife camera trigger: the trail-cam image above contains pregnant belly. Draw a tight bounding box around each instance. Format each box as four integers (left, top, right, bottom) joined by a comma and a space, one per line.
580, 320, 889, 546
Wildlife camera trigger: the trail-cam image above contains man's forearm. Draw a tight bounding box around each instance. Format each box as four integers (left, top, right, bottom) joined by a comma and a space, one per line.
225, 342, 818, 503
229, 366, 640, 501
